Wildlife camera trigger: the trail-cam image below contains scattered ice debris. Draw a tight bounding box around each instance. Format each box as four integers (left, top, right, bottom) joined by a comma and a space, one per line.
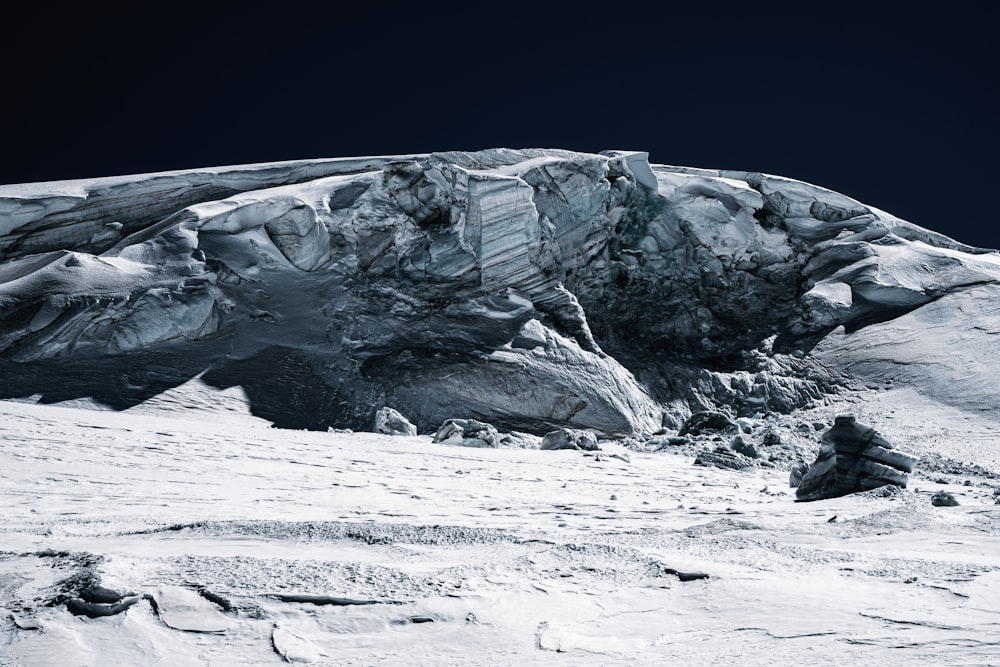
374, 407, 417, 436
433, 418, 501, 448
694, 446, 757, 471
540, 428, 600, 451
650, 436, 693, 450
150, 586, 231, 633
729, 434, 760, 459
272, 623, 324, 663
762, 430, 782, 446
679, 411, 739, 438
788, 460, 809, 487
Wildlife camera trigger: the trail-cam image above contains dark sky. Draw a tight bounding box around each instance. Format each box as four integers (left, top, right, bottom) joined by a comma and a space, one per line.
3, 2, 996, 248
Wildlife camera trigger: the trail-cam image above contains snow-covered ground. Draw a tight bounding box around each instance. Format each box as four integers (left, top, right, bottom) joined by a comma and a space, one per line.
2, 390, 998, 666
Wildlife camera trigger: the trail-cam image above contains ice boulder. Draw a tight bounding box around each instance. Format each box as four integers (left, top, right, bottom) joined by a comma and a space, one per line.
374, 407, 417, 436
795, 415, 917, 501
540, 429, 600, 451
433, 418, 501, 448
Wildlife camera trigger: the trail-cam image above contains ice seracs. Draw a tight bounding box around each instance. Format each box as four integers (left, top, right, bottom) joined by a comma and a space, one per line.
1, 149, 997, 437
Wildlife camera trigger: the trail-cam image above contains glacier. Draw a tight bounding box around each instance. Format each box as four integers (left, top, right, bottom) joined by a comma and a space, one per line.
1, 148, 997, 435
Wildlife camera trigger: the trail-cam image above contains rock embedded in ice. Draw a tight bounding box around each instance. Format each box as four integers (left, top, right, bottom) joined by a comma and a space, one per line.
540, 428, 601, 451
796, 415, 917, 501
374, 407, 417, 437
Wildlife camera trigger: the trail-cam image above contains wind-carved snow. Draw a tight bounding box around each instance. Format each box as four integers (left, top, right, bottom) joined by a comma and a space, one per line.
1, 399, 999, 665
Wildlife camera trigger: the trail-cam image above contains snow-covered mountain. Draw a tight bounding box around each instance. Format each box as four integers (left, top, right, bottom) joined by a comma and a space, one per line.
1, 149, 996, 434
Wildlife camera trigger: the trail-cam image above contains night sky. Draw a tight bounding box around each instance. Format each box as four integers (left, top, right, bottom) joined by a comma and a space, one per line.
3, 2, 996, 248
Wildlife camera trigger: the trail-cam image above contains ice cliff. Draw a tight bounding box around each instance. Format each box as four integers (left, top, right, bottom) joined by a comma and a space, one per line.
1, 149, 997, 434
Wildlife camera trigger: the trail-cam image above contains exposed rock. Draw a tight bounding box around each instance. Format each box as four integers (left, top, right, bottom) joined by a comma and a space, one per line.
540, 429, 600, 451
694, 446, 757, 471
433, 418, 501, 448
796, 415, 917, 501
374, 407, 417, 437
931, 491, 960, 507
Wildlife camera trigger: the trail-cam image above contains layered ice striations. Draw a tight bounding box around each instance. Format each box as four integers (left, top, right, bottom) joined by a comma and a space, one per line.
1, 149, 997, 433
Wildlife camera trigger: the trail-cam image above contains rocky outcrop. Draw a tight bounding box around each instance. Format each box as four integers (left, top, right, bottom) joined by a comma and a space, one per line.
795, 415, 917, 501
1, 149, 997, 435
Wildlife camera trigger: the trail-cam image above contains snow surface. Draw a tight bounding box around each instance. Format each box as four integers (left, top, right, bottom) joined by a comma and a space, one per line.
2, 390, 999, 666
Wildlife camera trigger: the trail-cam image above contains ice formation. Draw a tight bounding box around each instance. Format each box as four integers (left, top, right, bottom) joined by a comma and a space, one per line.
1, 149, 997, 435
